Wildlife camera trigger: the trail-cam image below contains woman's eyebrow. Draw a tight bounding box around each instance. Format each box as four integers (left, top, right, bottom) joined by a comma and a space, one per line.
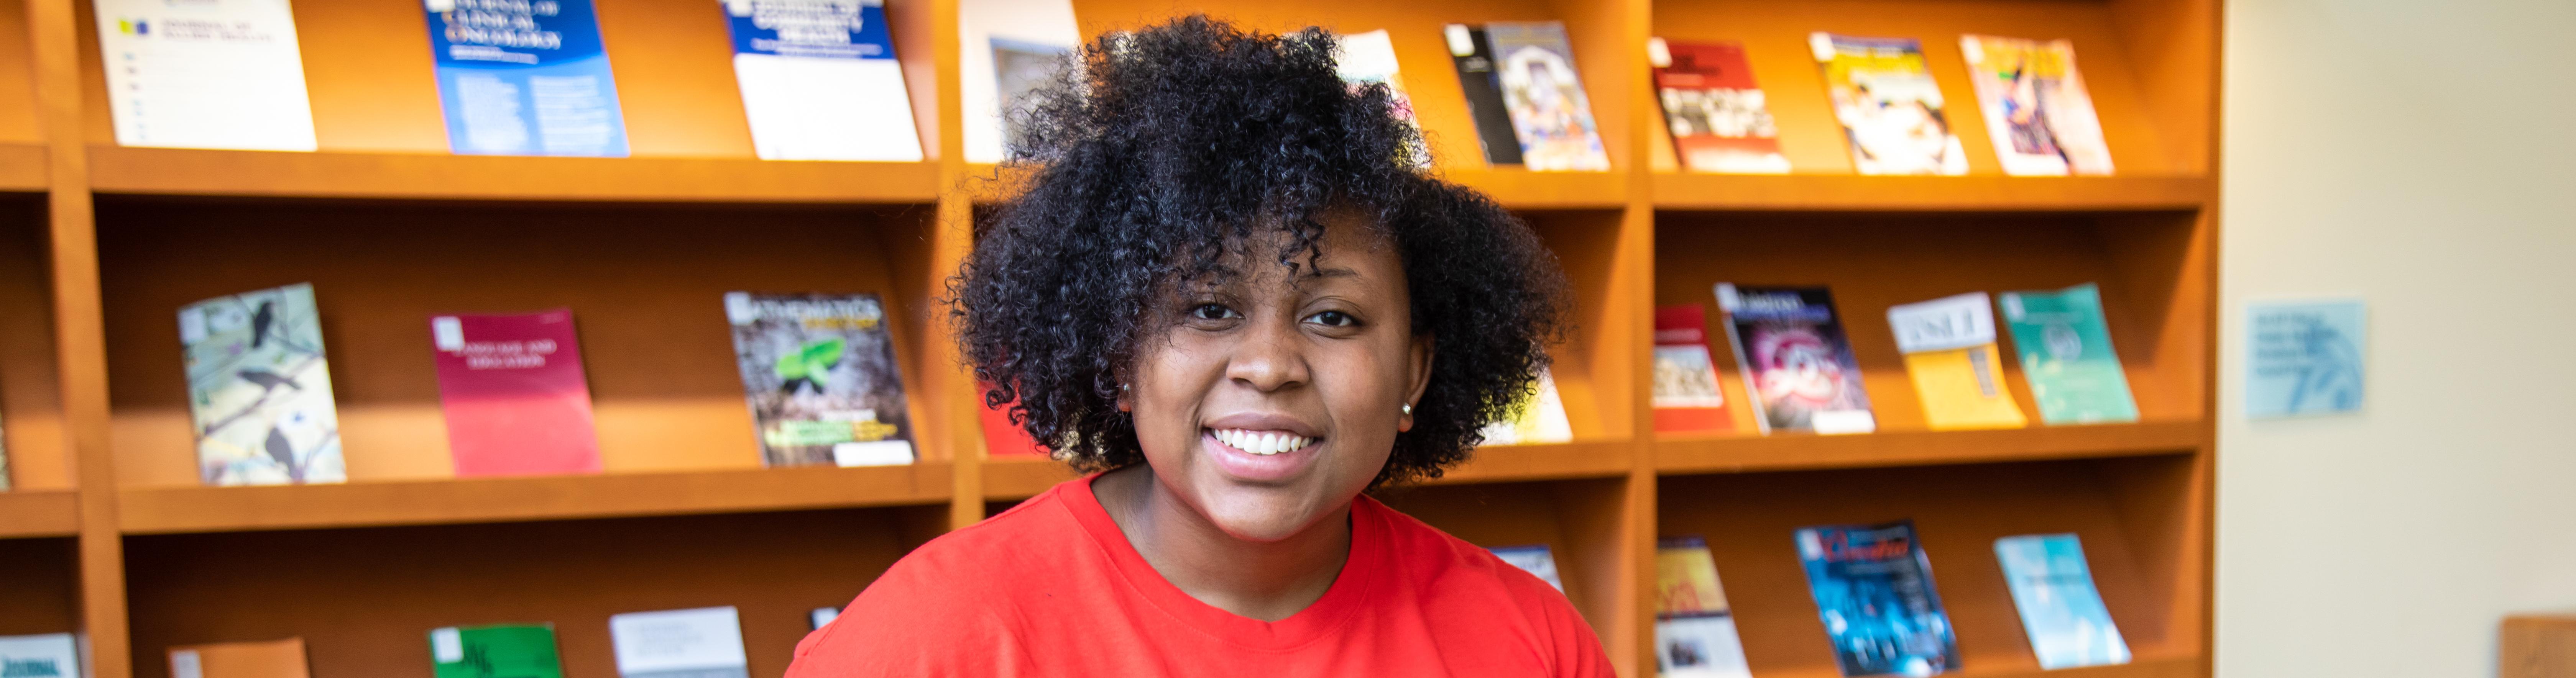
1302, 267, 1361, 280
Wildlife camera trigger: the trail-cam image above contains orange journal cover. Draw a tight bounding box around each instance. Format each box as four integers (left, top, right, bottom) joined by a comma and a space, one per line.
168, 638, 311, 678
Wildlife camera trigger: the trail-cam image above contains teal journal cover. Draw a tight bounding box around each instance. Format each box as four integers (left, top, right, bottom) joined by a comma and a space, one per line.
1998, 284, 2138, 424
1994, 534, 2131, 669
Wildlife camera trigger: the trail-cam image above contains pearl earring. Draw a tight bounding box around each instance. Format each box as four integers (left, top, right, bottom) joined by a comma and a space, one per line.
1401, 403, 1413, 415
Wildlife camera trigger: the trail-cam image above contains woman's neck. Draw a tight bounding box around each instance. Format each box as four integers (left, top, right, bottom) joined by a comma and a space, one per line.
1092, 465, 1353, 622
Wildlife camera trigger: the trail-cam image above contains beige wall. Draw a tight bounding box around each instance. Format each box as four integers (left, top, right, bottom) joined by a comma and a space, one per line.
2218, 0, 2576, 675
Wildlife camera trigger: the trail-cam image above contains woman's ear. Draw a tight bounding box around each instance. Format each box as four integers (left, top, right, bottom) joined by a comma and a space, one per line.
1399, 335, 1434, 432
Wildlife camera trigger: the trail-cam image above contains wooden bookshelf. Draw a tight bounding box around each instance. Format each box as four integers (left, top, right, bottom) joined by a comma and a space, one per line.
0, 490, 78, 538
0, 143, 43, 192
5, 0, 2221, 673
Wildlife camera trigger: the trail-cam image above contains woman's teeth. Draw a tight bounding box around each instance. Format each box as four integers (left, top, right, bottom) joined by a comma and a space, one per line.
1211, 428, 1313, 456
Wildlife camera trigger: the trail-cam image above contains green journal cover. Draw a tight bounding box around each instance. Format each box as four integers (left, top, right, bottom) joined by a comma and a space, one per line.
1998, 283, 2139, 424
429, 624, 563, 678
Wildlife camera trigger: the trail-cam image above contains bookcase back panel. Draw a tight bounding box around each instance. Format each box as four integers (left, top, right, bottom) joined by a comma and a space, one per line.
0, 198, 70, 490
70, 0, 944, 157
0, 0, 34, 144
0, 537, 77, 636
1065, 0, 1635, 172
1653, 211, 2207, 432
1657, 456, 2196, 676
93, 200, 943, 486
1653, 0, 2196, 177
122, 506, 941, 678
1525, 210, 1636, 441
1377, 477, 1631, 642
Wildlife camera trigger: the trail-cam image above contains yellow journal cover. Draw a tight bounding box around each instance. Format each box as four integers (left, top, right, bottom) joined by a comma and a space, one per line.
1888, 293, 2027, 430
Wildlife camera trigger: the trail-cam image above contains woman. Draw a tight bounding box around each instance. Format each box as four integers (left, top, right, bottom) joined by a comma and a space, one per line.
787, 16, 1603, 676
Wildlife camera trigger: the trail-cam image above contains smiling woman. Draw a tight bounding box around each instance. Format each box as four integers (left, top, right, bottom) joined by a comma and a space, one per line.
784, 15, 1597, 676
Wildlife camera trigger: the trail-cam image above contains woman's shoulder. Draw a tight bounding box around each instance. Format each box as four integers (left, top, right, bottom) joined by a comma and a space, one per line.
785, 486, 1088, 676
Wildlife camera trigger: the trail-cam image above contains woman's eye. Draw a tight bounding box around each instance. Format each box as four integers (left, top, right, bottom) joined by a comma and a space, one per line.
1190, 304, 1240, 321
1306, 310, 1358, 327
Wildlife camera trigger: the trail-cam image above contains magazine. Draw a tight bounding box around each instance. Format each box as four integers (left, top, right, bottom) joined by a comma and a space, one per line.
1651, 39, 1789, 174
1652, 304, 1732, 434
1487, 544, 1566, 591
726, 292, 916, 467
1995, 534, 2131, 669
1335, 29, 1431, 168
1811, 33, 1968, 175
1887, 292, 2027, 430
1715, 284, 1874, 434
178, 283, 345, 486
1479, 369, 1572, 446
1655, 536, 1751, 678
1443, 24, 1523, 165
1485, 21, 1612, 171
430, 310, 602, 477
1997, 283, 2139, 424
1796, 520, 1959, 676
1961, 35, 2112, 176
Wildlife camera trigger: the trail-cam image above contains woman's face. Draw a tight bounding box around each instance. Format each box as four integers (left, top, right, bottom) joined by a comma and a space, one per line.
1124, 213, 1432, 542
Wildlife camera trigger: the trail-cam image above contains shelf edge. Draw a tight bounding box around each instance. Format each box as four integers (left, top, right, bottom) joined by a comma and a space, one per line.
117, 462, 956, 535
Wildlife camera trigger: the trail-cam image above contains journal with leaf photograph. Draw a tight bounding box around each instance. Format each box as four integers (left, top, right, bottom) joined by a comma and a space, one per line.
726, 292, 916, 467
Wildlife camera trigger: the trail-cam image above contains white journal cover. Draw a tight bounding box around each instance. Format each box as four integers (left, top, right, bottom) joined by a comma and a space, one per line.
95, 0, 318, 151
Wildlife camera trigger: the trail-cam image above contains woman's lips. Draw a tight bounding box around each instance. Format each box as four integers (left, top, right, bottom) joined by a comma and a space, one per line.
1201, 427, 1322, 483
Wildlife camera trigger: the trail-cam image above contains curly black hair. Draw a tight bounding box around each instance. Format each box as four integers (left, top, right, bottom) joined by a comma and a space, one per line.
951, 15, 1570, 487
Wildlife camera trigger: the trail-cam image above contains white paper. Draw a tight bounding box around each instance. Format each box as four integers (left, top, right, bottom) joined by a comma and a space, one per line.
1886, 292, 1999, 354
0, 634, 82, 678
724, 0, 923, 161
94, 0, 318, 151
959, 0, 1079, 163
609, 607, 749, 678
832, 439, 915, 467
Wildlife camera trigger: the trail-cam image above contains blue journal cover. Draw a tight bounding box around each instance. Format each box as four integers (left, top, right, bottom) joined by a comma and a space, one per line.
1795, 520, 1958, 676
1995, 534, 2131, 669
424, 0, 629, 156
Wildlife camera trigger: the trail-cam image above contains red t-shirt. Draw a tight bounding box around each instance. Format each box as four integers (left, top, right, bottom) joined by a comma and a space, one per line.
787, 475, 1613, 676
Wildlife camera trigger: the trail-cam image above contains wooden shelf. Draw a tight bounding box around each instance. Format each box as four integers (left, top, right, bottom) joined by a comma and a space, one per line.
1431, 440, 1636, 484
965, 163, 1632, 210
0, 143, 44, 192
85, 147, 943, 204
983, 440, 1637, 500
1443, 168, 1631, 210
1655, 420, 2203, 475
1652, 174, 2212, 212
1751, 655, 2201, 678
0, 490, 79, 538
116, 462, 953, 535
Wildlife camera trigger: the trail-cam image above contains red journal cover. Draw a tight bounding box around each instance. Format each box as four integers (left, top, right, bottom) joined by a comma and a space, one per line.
430, 310, 601, 477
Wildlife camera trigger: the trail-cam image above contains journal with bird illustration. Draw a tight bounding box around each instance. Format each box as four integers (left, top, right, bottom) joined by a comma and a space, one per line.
725, 292, 916, 467
179, 282, 345, 486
